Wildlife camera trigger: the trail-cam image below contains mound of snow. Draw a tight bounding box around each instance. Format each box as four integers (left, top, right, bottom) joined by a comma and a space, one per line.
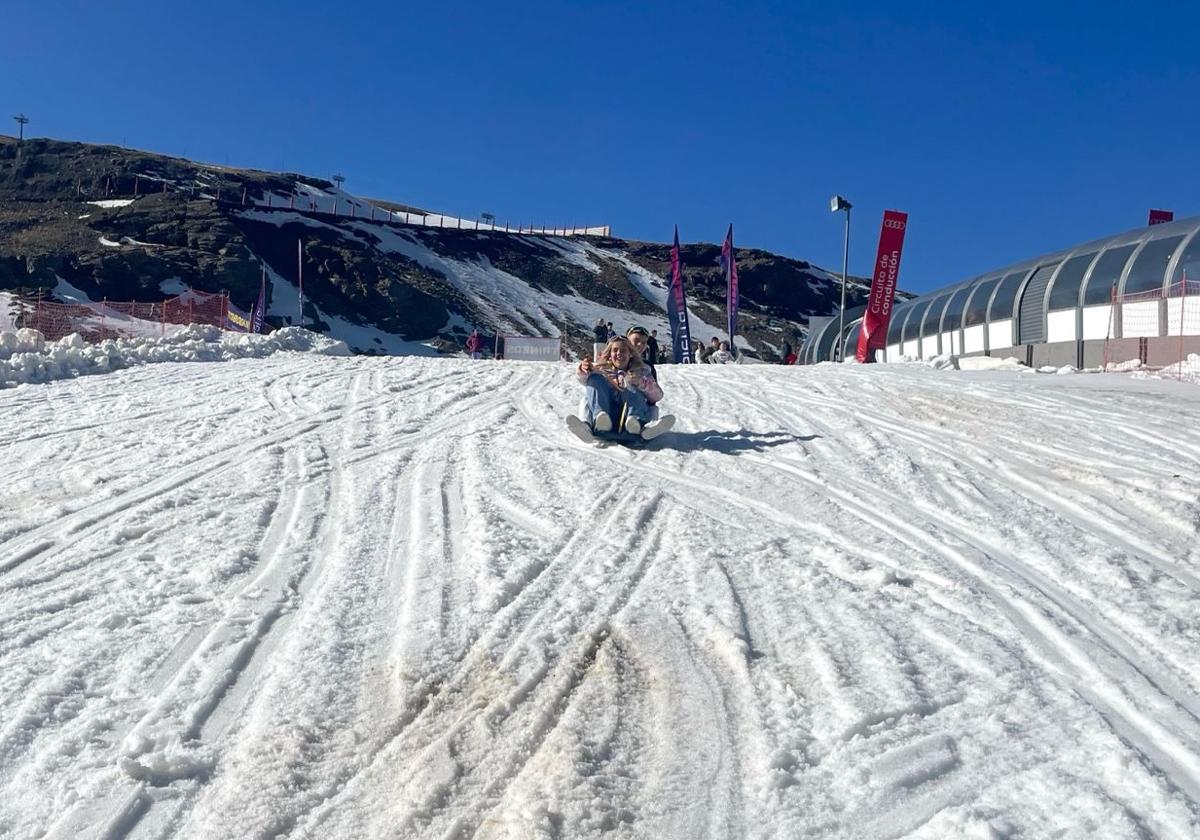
0, 325, 348, 388
957, 355, 1029, 372
1133, 353, 1200, 384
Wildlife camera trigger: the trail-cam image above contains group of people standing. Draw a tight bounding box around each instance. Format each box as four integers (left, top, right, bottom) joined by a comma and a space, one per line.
695, 336, 735, 364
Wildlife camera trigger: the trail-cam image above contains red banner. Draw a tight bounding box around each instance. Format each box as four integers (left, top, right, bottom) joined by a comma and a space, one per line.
856, 210, 909, 362
1148, 209, 1174, 226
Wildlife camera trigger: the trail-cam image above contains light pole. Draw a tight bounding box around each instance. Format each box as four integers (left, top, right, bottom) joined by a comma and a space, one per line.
13, 114, 29, 142
830, 195, 852, 361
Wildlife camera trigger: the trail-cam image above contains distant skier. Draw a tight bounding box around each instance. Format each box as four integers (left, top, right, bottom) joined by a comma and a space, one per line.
465, 329, 483, 359
566, 336, 674, 443
781, 341, 794, 365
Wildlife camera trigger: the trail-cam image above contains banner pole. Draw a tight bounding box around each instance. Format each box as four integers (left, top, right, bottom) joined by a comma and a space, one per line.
1103, 283, 1117, 372
1180, 270, 1189, 381
297, 239, 304, 327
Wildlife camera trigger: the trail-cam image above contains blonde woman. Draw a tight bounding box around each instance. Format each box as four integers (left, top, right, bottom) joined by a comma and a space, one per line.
567, 336, 673, 442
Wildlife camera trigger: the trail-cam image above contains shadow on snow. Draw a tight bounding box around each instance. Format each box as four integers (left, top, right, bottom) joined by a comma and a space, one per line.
651, 429, 819, 454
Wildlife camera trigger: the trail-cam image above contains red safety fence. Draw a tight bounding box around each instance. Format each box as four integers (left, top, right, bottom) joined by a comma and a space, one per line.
1103, 277, 1200, 377
13, 289, 230, 343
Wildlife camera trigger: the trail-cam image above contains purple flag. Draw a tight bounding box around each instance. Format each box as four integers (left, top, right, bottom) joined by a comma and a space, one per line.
720, 224, 738, 355
251, 267, 267, 333
667, 226, 694, 363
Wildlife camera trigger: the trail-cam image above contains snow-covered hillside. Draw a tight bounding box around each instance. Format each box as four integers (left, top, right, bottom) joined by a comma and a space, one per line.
1, 354, 1198, 839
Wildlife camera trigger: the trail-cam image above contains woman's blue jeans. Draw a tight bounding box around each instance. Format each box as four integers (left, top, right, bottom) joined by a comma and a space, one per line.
580, 372, 656, 433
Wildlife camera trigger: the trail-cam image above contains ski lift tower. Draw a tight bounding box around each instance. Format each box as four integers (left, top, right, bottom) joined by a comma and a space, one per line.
13, 114, 29, 142
332, 173, 346, 191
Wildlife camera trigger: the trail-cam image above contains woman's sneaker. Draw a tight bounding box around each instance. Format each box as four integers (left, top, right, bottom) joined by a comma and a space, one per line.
565, 415, 595, 443
593, 411, 613, 433
624, 416, 642, 435
640, 415, 675, 440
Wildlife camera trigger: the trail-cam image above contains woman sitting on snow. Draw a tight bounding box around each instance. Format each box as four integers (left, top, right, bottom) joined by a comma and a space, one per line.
568, 336, 673, 441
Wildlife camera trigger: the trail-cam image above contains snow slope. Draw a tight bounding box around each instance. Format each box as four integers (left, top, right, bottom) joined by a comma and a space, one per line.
1, 359, 1198, 839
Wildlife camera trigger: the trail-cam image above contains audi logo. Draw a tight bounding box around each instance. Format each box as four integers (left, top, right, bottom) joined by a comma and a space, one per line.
884, 219, 906, 230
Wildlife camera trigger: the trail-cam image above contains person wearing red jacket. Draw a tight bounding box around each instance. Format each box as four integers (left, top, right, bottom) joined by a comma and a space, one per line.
465, 328, 483, 359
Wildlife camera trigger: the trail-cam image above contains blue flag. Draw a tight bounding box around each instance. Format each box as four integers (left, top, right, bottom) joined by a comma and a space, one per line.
251, 268, 266, 333
667, 226, 694, 363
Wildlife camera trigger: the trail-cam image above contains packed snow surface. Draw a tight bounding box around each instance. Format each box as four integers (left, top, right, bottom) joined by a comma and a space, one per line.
1, 358, 1199, 839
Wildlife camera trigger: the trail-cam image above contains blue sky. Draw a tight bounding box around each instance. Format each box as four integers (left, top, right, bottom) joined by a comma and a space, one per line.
3, 1, 1197, 293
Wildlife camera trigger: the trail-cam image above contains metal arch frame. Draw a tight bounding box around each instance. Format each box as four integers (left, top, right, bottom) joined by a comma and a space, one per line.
1116, 225, 1193, 299
938, 282, 976, 351
1164, 223, 1200, 293
1112, 228, 1192, 338
887, 303, 915, 355
908, 297, 936, 355
1077, 230, 1154, 311
986, 266, 1037, 347
845, 318, 865, 358
1041, 247, 1100, 318
813, 319, 841, 363
961, 275, 1002, 352
901, 300, 927, 348
1113, 224, 1190, 300
919, 293, 951, 356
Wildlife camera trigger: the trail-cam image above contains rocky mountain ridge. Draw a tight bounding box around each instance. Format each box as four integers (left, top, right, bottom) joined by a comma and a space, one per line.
0, 135, 893, 359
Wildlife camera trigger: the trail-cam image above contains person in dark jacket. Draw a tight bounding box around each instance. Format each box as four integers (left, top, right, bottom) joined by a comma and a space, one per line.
593, 318, 608, 343
646, 330, 660, 365
781, 341, 793, 364
625, 325, 657, 381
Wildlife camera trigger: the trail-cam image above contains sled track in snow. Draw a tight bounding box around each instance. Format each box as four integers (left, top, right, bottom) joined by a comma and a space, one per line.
2, 358, 1199, 838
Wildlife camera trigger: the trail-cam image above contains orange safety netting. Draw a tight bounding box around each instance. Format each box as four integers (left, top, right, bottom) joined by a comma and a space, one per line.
13, 290, 230, 343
